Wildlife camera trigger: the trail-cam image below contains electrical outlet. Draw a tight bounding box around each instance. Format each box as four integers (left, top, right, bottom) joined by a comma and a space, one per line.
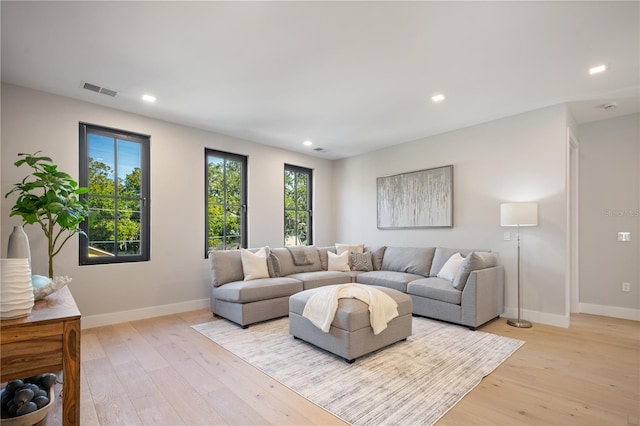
622, 282, 631, 292
504, 232, 511, 241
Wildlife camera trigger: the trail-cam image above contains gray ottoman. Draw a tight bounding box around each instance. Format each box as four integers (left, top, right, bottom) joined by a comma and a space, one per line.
289, 285, 412, 363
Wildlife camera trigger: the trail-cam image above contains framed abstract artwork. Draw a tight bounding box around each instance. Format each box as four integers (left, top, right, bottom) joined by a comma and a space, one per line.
377, 165, 453, 229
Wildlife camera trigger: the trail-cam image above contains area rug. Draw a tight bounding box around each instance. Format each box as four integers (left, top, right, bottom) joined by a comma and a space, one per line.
192, 317, 524, 426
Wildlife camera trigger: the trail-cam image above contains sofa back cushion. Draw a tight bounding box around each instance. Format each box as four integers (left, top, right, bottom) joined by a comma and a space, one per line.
317, 246, 337, 270
270, 247, 322, 276
209, 250, 244, 287
381, 246, 435, 277
335, 243, 364, 255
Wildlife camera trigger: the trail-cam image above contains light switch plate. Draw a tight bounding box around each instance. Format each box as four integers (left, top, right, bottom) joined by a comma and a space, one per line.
618, 232, 631, 242
504, 231, 511, 241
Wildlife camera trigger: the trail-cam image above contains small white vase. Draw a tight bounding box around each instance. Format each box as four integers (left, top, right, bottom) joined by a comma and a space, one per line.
7, 225, 31, 266
1, 258, 34, 319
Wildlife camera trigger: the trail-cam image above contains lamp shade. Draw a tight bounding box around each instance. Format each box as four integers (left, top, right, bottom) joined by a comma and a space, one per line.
500, 202, 538, 226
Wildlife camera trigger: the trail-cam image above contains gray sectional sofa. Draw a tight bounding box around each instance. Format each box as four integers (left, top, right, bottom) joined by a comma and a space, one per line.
208, 245, 504, 330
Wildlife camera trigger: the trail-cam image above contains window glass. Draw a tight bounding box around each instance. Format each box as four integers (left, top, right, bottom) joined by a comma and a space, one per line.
206, 149, 247, 253
79, 123, 150, 264
284, 165, 312, 246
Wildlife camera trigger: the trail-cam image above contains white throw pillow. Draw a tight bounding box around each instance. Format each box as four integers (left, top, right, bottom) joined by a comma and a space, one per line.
437, 252, 465, 282
335, 243, 364, 256
240, 247, 270, 281
328, 250, 350, 272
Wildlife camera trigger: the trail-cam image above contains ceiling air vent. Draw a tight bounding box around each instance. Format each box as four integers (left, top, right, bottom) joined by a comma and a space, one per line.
81, 81, 117, 97
313, 147, 326, 153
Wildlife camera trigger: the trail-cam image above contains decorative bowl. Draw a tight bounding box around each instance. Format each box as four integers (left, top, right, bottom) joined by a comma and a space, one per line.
0, 385, 54, 426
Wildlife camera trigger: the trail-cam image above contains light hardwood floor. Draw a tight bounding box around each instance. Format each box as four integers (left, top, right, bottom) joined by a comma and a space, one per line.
42, 311, 638, 425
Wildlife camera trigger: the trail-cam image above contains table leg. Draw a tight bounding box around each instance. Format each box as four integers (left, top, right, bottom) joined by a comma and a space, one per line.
62, 319, 81, 425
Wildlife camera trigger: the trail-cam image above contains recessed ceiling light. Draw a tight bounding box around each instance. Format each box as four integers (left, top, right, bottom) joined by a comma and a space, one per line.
303, 140, 313, 146
589, 64, 607, 75
431, 94, 445, 103
142, 94, 157, 103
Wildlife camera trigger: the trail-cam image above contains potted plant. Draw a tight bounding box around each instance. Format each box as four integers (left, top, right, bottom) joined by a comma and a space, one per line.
5, 152, 89, 278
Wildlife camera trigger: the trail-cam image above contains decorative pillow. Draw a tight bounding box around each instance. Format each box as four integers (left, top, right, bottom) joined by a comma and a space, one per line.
365, 245, 386, 271
453, 252, 497, 290
269, 252, 282, 277
351, 251, 373, 272
328, 250, 350, 272
240, 247, 269, 281
437, 252, 464, 282
335, 243, 364, 256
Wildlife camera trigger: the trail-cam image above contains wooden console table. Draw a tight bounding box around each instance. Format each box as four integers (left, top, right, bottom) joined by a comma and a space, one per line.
1, 285, 81, 425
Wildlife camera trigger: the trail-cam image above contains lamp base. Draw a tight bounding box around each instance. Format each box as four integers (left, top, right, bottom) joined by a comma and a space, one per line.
507, 318, 532, 328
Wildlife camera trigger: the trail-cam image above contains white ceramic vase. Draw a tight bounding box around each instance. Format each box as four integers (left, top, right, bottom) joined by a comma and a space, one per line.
7, 225, 31, 266
0, 258, 35, 319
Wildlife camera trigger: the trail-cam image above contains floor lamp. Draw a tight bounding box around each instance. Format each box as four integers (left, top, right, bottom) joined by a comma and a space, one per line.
500, 202, 538, 328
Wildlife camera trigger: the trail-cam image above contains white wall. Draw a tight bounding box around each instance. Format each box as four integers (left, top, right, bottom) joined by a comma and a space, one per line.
578, 113, 640, 320
1, 84, 336, 326
334, 104, 570, 326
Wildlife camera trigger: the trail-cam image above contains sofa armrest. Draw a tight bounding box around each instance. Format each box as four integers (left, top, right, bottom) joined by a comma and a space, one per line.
460, 266, 504, 328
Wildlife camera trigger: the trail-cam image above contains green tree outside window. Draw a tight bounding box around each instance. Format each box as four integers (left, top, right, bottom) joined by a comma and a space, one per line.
284, 165, 312, 246
206, 150, 247, 253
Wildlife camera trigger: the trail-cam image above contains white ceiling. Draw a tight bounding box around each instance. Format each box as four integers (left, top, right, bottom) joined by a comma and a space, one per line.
2, 1, 638, 160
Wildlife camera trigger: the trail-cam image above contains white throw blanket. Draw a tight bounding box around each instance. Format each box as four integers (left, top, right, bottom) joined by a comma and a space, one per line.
302, 284, 399, 335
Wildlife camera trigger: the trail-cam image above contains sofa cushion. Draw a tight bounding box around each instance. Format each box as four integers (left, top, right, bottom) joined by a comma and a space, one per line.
356, 270, 423, 292
287, 271, 352, 290
381, 246, 435, 277
351, 251, 373, 272
317, 246, 337, 270
453, 252, 496, 290
335, 243, 364, 256
286, 246, 317, 266
270, 247, 322, 276
212, 277, 303, 303
365, 245, 386, 271
407, 277, 462, 305
209, 250, 244, 287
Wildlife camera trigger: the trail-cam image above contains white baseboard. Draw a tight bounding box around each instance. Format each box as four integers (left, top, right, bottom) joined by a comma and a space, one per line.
81, 300, 637, 330
81, 298, 210, 329
579, 303, 640, 321
502, 307, 570, 328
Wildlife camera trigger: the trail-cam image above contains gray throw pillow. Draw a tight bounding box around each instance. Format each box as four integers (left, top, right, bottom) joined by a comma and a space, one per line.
351, 251, 373, 272
453, 252, 485, 290
365, 246, 386, 271
269, 252, 282, 277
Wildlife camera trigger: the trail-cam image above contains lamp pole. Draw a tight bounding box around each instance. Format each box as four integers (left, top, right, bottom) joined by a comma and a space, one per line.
507, 225, 532, 328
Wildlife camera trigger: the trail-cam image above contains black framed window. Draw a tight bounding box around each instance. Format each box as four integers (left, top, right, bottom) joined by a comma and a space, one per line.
284, 164, 312, 246
206, 149, 247, 254
79, 123, 150, 265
